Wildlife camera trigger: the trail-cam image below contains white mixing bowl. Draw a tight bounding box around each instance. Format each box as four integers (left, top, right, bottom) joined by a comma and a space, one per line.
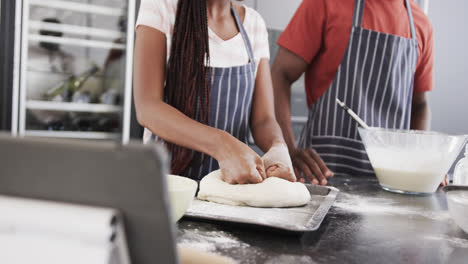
166, 175, 198, 222
443, 186, 468, 234
359, 128, 467, 194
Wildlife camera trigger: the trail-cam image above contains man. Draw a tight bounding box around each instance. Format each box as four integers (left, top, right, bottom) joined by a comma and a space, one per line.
272, 0, 435, 185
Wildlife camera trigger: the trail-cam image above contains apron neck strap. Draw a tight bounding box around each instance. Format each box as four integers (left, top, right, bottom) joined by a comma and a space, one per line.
353, 0, 417, 40
231, 4, 255, 63
405, 0, 417, 40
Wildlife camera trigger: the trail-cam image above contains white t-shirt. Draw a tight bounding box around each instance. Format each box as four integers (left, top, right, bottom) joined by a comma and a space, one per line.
136, 0, 270, 70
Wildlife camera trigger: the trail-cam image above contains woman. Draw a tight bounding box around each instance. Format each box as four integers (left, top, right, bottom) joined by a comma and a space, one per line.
134, 0, 295, 184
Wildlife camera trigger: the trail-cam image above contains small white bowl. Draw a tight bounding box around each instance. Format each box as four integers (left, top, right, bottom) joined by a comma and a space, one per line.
443, 186, 468, 234
166, 175, 198, 222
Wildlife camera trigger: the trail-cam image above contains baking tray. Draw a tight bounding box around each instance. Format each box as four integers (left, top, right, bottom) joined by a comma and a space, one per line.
184, 184, 339, 232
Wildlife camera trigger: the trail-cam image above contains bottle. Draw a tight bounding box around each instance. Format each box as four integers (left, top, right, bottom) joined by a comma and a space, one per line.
453, 144, 468, 186
68, 65, 99, 97
43, 65, 99, 102
43, 76, 74, 102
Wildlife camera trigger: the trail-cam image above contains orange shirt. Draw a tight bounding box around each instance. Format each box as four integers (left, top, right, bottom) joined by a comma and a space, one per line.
278, 0, 434, 108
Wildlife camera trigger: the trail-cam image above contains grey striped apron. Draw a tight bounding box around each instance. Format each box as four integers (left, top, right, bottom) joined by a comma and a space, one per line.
151, 6, 256, 180
298, 0, 418, 177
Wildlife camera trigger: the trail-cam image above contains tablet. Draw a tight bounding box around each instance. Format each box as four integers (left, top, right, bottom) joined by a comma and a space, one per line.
0, 134, 178, 264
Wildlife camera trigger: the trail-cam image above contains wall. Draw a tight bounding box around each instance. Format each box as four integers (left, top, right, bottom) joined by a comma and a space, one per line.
244, 0, 301, 30
243, 0, 255, 8
428, 0, 468, 135
255, 0, 301, 30
253, 0, 428, 30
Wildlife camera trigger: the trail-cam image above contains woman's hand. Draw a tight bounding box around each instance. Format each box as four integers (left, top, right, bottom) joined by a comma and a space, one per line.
215, 132, 266, 184
262, 143, 296, 182
290, 147, 333, 185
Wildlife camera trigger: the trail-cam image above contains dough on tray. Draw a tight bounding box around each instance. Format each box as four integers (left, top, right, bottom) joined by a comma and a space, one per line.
197, 170, 311, 208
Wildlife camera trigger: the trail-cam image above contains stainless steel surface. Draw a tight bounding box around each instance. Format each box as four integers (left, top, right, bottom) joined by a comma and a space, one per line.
18, 0, 30, 136
12, 0, 23, 136
442, 185, 468, 192
178, 175, 468, 264
184, 185, 339, 232
122, 0, 136, 145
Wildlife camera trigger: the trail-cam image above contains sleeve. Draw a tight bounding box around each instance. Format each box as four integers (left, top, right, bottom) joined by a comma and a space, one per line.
277, 0, 326, 64
413, 21, 434, 93
252, 11, 270, 61
135, 0, 172, 36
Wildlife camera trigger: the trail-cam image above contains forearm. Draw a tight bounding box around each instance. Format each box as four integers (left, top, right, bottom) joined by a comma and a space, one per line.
252, 115, 296, 182
273, 75, 297, 152
251, 117, 285, 153
411, 101, 431, 130
137, 99, 230, 159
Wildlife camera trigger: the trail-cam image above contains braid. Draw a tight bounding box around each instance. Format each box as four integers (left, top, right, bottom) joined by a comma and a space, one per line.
165, 0, 211, 175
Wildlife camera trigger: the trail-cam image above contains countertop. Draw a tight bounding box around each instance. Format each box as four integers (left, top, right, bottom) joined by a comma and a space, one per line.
177, 175, 468, 264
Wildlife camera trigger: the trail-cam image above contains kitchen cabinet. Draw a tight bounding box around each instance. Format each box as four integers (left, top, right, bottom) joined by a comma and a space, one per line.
12, 0, 136, 144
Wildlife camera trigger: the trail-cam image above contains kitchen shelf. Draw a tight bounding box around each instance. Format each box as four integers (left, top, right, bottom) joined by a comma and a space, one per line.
29, 0, 124, 17
25, 130, 119, 140
13, 0, 136, 142
29, 21, 125, 40
26, 68, 107, 78
26, 100, 122, 113
29, 35, 125, 50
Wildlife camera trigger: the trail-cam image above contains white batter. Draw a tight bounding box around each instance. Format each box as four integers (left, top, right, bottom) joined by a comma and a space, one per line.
366, 147, 449, 193
197, 170, 311, 208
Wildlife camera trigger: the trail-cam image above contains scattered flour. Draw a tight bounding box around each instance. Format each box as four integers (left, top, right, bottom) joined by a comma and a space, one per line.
264, 255, 317, 264
178, 241, 216, 252
424, 235, 468, 248
333, 193, 451, 221
178, 228, 250, 253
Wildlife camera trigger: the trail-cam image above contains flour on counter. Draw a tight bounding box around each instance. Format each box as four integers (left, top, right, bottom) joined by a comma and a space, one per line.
178, 241, 216, 252
264, 255, 317, 264
178, 228, 250, 253
333, 193, 451, 221
424, 235, 468, 248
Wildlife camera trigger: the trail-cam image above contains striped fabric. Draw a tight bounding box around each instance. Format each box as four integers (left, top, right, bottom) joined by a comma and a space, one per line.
152, 6, 256, 180
298, 0, 419, 177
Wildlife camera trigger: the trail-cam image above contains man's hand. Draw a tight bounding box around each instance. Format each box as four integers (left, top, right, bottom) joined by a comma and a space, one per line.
440, 175, 449, 187
290, 148, 333, 185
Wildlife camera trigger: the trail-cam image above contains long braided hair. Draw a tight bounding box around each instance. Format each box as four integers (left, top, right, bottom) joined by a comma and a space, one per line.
165, 0, 211, 175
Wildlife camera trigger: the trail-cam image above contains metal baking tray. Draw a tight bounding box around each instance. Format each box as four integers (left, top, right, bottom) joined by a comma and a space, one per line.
184, 184, 339, 232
